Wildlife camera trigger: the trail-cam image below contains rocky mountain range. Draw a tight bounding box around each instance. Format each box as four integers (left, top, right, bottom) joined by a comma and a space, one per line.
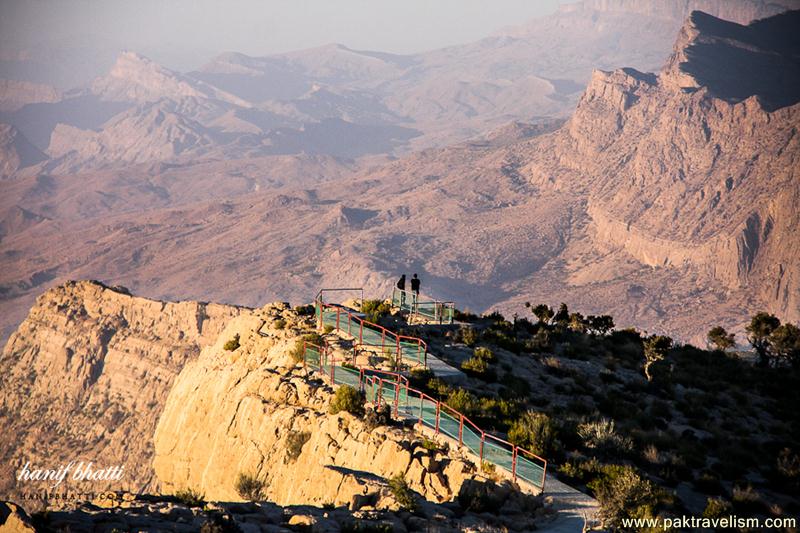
0, 3, 798, 346
2, 0, 796, 175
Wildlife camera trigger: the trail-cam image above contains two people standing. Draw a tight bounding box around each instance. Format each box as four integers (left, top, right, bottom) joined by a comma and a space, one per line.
396, 273, 421, 308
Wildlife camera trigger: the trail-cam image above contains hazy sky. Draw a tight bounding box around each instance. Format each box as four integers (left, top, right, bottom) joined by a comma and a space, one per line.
1, 0, 573, 68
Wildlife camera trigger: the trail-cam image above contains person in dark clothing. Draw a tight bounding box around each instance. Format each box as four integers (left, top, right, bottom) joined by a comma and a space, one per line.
410, 274, 421, 310
396, 274, 406, 306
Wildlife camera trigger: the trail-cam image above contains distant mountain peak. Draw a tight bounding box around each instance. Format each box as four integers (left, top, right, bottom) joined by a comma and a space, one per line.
661, 9, 800, 109
94, 50, 251, 107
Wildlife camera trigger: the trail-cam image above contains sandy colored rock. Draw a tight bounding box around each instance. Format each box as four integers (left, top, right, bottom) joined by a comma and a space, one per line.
153, 309, 488, 507
0, 280, 241, 503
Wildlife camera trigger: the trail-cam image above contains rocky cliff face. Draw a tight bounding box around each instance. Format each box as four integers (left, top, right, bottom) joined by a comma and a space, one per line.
0, 281, 241, 499
1, 283, 541, 530
519, 9, 800, 328
0, 124, 45, 179
153, 310, 485, 508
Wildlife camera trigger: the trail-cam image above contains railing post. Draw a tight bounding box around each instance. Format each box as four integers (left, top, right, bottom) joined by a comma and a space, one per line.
459, 414, 464, 446
396, 338, 401, 367
542, 459, 548, 492
377, 378, 383, 410
435, 402, 440, 435
330, 357, 335, 383
418, 395, 423, 426
479, 433, 484, 462
512, 447, 518, 481
394, 383, 400, 417
336, 308, 340, 330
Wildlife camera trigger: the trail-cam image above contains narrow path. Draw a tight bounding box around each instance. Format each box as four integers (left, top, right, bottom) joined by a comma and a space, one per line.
425, 351, 465, 381
538, 474, 601, 532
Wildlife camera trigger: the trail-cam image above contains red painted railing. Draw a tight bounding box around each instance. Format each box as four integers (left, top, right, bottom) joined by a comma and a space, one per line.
302, 340, 547, 491
316, 300, 427, 367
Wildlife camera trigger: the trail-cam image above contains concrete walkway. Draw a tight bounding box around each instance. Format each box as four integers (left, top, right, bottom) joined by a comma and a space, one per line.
538, 473, 601, 532
426, 351, 466, 381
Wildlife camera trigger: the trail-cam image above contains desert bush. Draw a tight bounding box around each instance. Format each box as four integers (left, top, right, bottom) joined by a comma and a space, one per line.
461, 354, 490, 376
577, 418, 633, 456
591, 466, 658, 530
285, 430, 311, 462
361, 299, 391, 323
474, 346, 495, 362
363, 404, 391, 430
703, 497, 732, 519
508, 411, 555, 456
456, 326, 479, 346
290, 332, 325, 363
294, 304, 315, 316
461, 347, 497, 381
777, 448, 800, 481
273, 318, 286, 330
409, 367, 435, 388
558, 457, 601, 484
642, 444, 662, 465
174, 487, 205, 507
223, 334, 240, 351
329, 385, 365, 416
420, 436, 439, 452
388, 473, 416, 511
446, 388, 479, 416
731, 484, 763, 514
323, 324, 334, 334
235, 472, 265, 501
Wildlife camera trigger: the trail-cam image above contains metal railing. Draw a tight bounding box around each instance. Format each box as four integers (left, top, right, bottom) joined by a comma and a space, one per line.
315, 300, 427, 367
391, 288, 455, 324
302, 341, 547, 491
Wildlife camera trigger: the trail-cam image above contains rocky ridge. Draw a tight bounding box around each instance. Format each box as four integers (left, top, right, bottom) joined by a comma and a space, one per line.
0, 282, 554, 532
0, 281, 242, 500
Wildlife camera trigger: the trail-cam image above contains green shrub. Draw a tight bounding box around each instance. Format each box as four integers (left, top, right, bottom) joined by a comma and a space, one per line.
329, 385, 365, 416
703, 497, 732, 519
446, 388, 478, 416
457, 326, 479, 346
577, 418, 633, 456
234, 472, 265, 501
323, 324, 334, 334
508, 411, 555, 456
362, 299, 392, 323
285, 430, 311, 462
409, 367, 435, 388
474, 347, 495, 362
461, 354, 489, 375
290, 332, 325, 363
388, 473, 416, 511
223, 334, 240, 351
420, 436, 439, 452
294, 304, 315, 316
174, 487, 205, 507
592, 466, 658, 529
273, 318, 286, 330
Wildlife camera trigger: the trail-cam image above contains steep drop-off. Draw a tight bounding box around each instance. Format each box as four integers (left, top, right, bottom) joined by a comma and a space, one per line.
0, 281, 241, 499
